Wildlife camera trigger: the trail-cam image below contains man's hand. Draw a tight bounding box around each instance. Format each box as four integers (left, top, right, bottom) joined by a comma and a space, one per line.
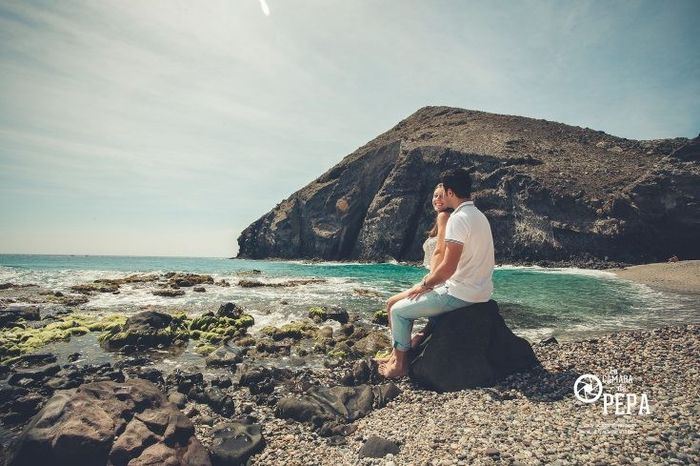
407, 283, 431, 300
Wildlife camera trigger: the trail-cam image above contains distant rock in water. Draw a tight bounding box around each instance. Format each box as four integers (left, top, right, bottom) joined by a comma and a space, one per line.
237, 107, 699, 264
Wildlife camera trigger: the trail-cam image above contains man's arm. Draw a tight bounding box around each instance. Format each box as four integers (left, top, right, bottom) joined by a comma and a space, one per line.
407, 241, 463, 299
424, 240, 463, 288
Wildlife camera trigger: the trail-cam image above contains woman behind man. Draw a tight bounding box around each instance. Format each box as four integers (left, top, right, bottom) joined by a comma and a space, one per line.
381, 184, 452, 355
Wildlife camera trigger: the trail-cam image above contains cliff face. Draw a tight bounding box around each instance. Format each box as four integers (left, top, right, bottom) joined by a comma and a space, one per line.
237, 107, 699, 264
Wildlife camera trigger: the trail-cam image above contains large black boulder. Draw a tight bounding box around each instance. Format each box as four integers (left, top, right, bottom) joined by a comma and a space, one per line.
409, 300, 539, 392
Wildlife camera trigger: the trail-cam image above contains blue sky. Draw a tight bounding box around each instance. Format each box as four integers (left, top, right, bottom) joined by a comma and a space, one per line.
1, 0, 698, 257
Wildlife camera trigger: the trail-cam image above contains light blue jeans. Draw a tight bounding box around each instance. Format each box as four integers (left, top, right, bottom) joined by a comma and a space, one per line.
390, 285, 472, 351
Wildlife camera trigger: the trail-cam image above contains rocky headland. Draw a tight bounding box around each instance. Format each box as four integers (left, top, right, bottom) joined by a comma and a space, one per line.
237, 106, 699, 266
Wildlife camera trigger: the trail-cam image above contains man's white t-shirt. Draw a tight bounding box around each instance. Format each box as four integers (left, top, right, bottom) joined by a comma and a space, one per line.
443, 200, 495, 302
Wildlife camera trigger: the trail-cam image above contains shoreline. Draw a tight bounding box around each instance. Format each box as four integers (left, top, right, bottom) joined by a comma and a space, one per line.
1, 261, 699, 464
610, 260, 700, 295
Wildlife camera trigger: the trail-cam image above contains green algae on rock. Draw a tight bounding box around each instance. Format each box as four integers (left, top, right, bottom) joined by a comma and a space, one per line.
372, 309, 388, 326
308, 306, 349, 324
0, 313, 127, 363
99, 310, 190, 351
260, 320, 319, 341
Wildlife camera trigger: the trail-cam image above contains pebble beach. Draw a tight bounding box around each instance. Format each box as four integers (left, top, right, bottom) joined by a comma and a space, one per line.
1, 258, 699, 465
236, 325, 700, 466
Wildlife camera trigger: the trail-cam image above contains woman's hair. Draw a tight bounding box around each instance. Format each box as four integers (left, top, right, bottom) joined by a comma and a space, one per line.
427, 184, 453, 237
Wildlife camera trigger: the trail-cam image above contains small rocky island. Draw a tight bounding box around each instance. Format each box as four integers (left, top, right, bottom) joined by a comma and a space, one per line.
237, 107, 699, 266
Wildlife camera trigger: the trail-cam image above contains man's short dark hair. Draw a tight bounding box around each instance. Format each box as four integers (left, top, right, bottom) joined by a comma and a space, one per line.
440, 168, 472, 199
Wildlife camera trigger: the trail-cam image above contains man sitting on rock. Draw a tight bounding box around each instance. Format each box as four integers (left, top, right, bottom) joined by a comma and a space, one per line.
379, 168, 496, 378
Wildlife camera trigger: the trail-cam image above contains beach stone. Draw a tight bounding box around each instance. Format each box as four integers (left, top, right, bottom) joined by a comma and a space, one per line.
8, 363, 61, 386
217, 302, 244, 319
5, 378, 211, 466
168, 391, 187, 408
70, 282, 120, 294
205, 343, 244, 368
167, 272, 214, 287
352, 331, 391, 356
409, 300, 539, 391
358, 435, 401, 458
99, 310, 189, 351
9, 352, 57, 368
209, 417, 265, 466
152, 288, 186, 297
166, 370, 207, 400
275, 383, 400, 427
0, 305, 40, 327
539, 336, 559, 346
308, 306, 349, 324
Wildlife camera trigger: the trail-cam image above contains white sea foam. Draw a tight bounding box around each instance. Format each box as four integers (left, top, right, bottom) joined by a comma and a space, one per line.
496, 264, 618, 279
2, 260, 698, 341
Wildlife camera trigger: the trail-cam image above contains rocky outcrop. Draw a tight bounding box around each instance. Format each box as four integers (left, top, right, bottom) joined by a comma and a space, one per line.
275, 383, 400, 435
6, 379, 211, 466
237, 107, 699, 264
409, 300, 539, 392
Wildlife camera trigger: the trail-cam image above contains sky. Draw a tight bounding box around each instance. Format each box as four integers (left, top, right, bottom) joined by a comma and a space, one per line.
0, 0, 698, 257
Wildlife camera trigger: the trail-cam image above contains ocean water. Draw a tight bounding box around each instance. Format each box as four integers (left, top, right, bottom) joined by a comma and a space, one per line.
0, 254, 698, 342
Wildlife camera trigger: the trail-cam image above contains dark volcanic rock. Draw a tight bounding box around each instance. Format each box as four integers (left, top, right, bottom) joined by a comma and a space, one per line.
0, 305, 40, 327
409, 300, 539, 392
6, 378, 210, 466
308, 306, 349, 324
99, 310, 189, 351
237, 107, 699, 264
205, 342, 244, 368
275, 383, 400, 428
358, 435, 401, 458
209, 417, 265, 466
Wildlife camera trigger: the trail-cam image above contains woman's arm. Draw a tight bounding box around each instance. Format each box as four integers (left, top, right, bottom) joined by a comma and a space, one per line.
429, 211, 450, 271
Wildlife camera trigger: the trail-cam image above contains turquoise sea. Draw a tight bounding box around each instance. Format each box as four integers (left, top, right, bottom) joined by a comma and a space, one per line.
1, 254, 698, 342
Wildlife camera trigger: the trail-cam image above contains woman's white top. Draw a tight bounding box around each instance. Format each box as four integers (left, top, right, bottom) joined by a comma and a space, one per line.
422, 236, 438, 270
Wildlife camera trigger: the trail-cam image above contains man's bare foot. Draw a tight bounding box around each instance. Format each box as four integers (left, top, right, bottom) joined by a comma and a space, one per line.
373, 349, 394, 363
378, 359, 408, 378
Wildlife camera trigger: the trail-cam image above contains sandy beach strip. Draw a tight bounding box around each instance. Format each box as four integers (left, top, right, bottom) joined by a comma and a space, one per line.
610, 260, 700, 295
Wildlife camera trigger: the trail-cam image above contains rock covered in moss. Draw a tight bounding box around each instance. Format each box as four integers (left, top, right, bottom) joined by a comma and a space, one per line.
308, 306, 349, 324
188, 303, 255, 355
0, 314, 126, 363
371, 309, 388, 325
99, 311, 189, 351
260, 320, 319, 341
